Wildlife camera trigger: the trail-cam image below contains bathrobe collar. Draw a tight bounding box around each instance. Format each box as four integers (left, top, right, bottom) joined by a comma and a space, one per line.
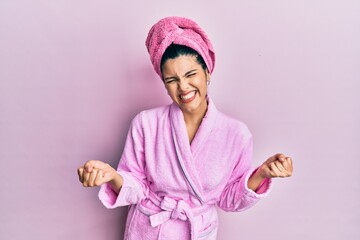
169, 96, 218, 204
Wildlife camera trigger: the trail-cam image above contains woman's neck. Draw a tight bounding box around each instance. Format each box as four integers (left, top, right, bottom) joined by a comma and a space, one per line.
182, 100, 208, 127
182, 99, 208, 144
183, 112, 205, 127
183, 103, 207, 144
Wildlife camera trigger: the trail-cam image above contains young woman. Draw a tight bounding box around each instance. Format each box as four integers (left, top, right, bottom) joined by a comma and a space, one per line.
77, 16, 293, 240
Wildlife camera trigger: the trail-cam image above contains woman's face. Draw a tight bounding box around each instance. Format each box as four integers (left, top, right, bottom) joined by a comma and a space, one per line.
162, 55, 210, 116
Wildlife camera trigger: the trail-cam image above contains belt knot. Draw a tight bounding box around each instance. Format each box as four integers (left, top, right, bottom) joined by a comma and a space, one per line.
149, 196, 192, 227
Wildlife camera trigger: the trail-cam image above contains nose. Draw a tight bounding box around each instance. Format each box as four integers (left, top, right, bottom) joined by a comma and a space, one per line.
177, 78, 189, 91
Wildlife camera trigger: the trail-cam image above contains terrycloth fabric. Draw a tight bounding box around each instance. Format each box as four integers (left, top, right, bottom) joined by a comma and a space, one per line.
145, 16, 216, 78
99, 98, 271, 240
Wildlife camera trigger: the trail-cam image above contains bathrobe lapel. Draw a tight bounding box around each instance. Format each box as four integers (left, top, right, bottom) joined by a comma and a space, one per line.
190, 98, 218, 159
169, 97, 218, 204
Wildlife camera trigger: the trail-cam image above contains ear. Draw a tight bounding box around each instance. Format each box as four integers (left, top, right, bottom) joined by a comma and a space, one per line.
205, 69, 211, 81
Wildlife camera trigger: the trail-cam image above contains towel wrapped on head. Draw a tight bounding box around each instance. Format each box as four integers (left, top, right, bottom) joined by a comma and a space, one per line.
145, 16, 216, 78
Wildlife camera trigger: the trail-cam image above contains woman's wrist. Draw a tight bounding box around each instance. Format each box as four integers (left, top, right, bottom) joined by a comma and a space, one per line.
109, 173, 123, 194
247, 168, 267, 192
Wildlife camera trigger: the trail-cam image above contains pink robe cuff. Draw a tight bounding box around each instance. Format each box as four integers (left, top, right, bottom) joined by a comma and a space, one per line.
233, 167, 272, 212
242, 167, 272, 198
98, 171, 146, 209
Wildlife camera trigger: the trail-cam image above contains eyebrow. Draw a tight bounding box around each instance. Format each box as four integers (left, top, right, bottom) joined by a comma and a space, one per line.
164, 69, 198, 81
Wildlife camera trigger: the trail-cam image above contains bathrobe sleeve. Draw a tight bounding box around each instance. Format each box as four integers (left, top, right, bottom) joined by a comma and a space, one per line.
217, 136, 272, 212
98, 112, 149, 208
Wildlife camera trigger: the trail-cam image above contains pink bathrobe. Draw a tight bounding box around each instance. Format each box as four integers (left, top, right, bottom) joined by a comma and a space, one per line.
99, 98, 271, 240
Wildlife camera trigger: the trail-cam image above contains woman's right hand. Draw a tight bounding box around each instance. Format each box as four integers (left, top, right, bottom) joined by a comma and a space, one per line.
77, 160, 117, 188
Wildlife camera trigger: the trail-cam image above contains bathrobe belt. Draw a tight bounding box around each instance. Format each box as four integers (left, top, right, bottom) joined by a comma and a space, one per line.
137, 191, 214, 239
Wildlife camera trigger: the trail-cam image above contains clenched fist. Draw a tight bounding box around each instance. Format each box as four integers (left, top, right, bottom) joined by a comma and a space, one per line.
258, 153, 293, 178
77, 160, 122, 191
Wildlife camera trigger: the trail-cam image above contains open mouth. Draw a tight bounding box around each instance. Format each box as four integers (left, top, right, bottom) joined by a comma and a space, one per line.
179, 91, 196, 103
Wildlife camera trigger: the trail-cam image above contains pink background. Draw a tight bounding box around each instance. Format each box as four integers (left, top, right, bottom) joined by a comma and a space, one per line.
1, 1, 359, 239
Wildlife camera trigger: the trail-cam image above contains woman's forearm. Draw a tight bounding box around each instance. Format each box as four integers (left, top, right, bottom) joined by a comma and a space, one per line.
109, 173, 124, 194
247, 169, 266, 192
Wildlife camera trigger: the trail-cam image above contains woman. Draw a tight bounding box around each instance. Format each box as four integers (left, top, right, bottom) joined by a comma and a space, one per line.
77, 16, 293, 240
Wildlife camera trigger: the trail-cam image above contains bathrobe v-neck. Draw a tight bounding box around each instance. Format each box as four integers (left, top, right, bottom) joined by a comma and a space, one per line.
169, 98, 218, 203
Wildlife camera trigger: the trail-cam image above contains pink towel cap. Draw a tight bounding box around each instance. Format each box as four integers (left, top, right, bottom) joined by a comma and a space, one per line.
145, 16, 215, 78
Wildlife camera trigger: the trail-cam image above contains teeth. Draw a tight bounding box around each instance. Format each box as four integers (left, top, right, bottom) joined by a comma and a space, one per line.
180, 91, 195, 100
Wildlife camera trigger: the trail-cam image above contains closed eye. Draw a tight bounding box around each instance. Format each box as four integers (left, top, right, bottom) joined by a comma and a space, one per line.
164, 78, 177, 84
186, 73, 196, 78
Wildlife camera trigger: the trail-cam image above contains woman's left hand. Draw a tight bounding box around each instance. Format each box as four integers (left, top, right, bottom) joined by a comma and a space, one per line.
258, 153, 293, 178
